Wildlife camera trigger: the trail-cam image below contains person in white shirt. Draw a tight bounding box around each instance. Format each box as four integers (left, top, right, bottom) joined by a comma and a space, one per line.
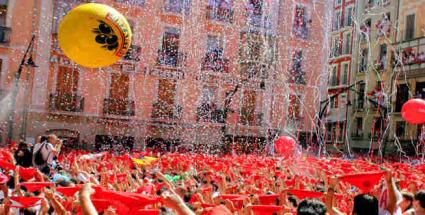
32, 134, 62, 176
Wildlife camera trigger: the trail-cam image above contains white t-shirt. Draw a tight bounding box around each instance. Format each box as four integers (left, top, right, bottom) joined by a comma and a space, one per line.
32, 142, 54, 167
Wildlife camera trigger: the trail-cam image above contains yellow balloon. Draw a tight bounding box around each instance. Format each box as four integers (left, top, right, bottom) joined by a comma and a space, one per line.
58, 3, 132, 68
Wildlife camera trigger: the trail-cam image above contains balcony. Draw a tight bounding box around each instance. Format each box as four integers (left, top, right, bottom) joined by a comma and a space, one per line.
103, 98, 135, 116
206, 6, 233, 23
0, 26, 11, 44
201, 55, 230, 73
123, 44, 141, 62
49, 93, 84, 112
351, 133, 364, 140
115, 0, 145, 6
239, 111, 264, 126
197, 104, 226, 123
393, 36, 425, 75
151, 102, 182, 119
156, 49, 187, 69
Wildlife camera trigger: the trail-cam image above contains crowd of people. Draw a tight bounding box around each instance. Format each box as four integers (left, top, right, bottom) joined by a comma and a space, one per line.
394, 49, 425, 67
0, 134, 424, 215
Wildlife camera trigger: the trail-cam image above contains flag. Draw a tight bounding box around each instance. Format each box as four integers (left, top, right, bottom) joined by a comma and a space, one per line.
131, 156, 158, 166
339, 171, 385, 193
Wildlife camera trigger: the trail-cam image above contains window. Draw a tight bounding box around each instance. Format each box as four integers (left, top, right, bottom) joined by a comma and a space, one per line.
359, 48, 368, 72
56, 66, 79, 95
334, 10, 341, 30
246, 0, 263, 27
357, 83, 365, 109
198, 86, 218, 121
158, 27, 180, 66
288, 50, 305, 84
373, 117, 384, 137
405, 14, 415, 40
395, 84, 409, 112
326, 123, 333, 141
361, 19, 371, 41
416, 82, 425, 99
240, 90, 257, 125
331, 37, 341, 58
207, 0, 233, 23
52, 66, 81, 112
293, 5, 309, 39
341, 63, 348, 85
343, 32, 351, 54
109, 73, 129, 100
395, 121, 406, 138
0, 0, 7, 26
164, 0, 191, 14
378, 44, 387, 70
345, 7, 353, 26
336, 0, 342, 5
377, 13, 391, 37
355, 117, 363, 135
288, 94, 301, 119
330, 66, 338, 86
203, 35, 227, 72
153, 79, 177, 118
330, 96, 338, 108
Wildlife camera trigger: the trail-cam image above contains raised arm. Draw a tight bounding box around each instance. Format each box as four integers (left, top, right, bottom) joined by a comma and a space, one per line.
79, 184, 98, 215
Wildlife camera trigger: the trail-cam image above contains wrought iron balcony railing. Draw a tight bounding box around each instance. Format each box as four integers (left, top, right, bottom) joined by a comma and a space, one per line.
0, 26, 11, 43
151, 102, 182, 119
392, 36, 425, 72
156, 49, 187, 68
123, 44, 141, 62
206, 6, 233, 23
103, 98, 135, 116
201, 56, 230, 73
239, 111, 264, 126
49, 93, 84, 112
197, 105, 226, 123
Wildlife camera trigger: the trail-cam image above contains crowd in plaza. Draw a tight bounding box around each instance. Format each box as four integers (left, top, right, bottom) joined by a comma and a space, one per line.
0, 134, 424, 215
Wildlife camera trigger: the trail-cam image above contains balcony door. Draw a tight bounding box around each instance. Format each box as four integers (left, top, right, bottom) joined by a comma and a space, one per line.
56, 66, 78, 96
160, 28, 180, 66
156, 79, 177, 117
241, 90, 256, 125
109, 73, 129, 100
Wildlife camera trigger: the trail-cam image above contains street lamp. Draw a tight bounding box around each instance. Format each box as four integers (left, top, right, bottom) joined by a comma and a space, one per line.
5, 35, 36, 145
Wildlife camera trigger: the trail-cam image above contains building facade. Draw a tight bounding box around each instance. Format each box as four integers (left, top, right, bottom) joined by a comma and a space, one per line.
348, 0, 399, 154
324, 0, 356, 150
0, 0, 329, 152
388, 0, 425, 157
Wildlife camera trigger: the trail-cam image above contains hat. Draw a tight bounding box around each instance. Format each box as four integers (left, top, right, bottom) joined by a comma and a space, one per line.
20, 182, 55, 193
0, 172, 9, 184
9, 196, 42, 208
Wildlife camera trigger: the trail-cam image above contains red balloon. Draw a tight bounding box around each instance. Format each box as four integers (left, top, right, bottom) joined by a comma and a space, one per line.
401, 99, 425, 124
274, 136, 296, 158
